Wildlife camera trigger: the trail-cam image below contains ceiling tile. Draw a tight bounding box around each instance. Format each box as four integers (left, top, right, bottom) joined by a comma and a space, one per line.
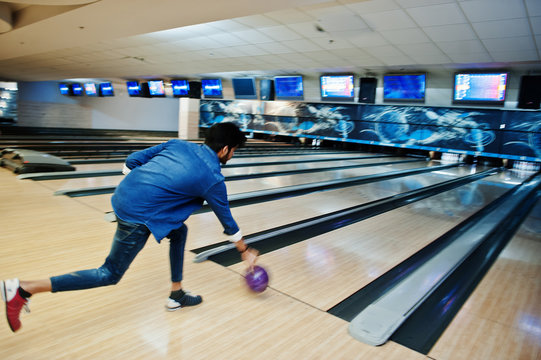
277, 53, 312, 63
309, 37, 356, 50
281, 39, 324, 52
447, 51, 492, 63
326, 29, 375, 41
397, 42, 447, 56
472, 19, 532, 39
437, 39, 486, 54
397, 42, 451, 63
256, 42, 294, 54
302, 50, 344, 62
525, 0, 541, 16
286, 21, 330, 38
482, 36, 536, 52
330, 47, 372, 58
490, 50, 539, 62
406, 3, 467, 27
231, 29, 275, 44
423, 23, 477, 42
207, 33, 247, 47
380, 28, 431, 44
530, 16, 541, 35
189, 36, 225, 49
198, 48, 230, 59
407, 52, 453, 64
396, 0, 455, 7
258, 25, 304, 41
348, 32, 390, 47
361, 9, 417, 30
364, 45, 414, 64
234, 44, 270, 56
459, 0, 527, 22
534, 34, 541, 48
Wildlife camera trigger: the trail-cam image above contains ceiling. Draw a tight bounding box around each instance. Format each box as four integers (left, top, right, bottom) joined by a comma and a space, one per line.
0, 0, 540, 82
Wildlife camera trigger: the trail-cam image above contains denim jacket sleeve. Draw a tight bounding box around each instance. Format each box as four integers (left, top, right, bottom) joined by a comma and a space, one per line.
125, 142, 167, 170
203, 181, 240, 236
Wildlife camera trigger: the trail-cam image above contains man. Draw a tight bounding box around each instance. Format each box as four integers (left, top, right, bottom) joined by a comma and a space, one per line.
1, 122, 258, 332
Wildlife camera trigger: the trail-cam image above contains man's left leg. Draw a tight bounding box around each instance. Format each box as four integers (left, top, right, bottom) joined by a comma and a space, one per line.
166, 224, 202, 311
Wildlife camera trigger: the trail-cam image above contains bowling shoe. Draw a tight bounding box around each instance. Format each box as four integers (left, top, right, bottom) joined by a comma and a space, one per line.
165, 290, 202, 311
1, 278, 30, 332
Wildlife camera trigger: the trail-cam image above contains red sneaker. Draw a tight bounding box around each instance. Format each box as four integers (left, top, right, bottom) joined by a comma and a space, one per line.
1, 279, 30, 332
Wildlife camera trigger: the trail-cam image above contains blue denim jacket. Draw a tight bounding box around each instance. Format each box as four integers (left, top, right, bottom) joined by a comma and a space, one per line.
112, 139, 239, 242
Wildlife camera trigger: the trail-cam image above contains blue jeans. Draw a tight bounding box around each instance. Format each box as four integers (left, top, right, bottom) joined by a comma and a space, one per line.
50, 217, 187, 292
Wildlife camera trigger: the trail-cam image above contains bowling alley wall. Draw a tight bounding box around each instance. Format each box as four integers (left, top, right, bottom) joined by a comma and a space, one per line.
200, 99, 541, 162
9, 71, 541, 162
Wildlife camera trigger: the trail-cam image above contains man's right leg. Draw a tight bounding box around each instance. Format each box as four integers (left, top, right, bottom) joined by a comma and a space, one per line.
2, 217, 150, 332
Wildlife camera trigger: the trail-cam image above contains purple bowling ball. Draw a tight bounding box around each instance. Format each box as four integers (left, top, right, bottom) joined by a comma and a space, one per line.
245, 266, 269, 293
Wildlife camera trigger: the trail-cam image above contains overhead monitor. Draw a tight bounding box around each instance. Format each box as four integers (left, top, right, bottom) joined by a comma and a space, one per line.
201, 79, 223, 98
453, 72, 508, 105
148, 80, 165, 97
232, 77, 257, 99
383, 74, 425, 102
171, 79, 190, 97
70, 83, 84, 96
84, 83, 97, 96
126, 81, 141, 96
99, 82, 114, 97
58, 83, 70, 95
320, 74, 355, 101
274, 75, 304, 101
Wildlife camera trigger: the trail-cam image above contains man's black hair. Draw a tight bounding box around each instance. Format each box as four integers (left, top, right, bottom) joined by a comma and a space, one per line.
204, 122, 247, 153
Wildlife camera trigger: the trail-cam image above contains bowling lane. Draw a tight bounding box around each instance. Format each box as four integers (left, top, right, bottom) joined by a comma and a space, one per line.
428, 200, 541, 360
227, 169, 514, 311
37, 175, 125, 192
225, 151, 380, 165
72, 159, 437, 213
223, 159, 435, 194
35, 155, 411, 193
71, 163, 125, 172
221, 156, 415, 176
184, 164, 494, 249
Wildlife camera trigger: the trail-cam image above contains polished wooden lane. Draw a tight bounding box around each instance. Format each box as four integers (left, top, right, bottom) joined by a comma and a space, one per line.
227, 170, 511, 310
71, 162, 127, 172
428, 203, 541, 360
0, 168, 426, 360
183, 164, 484, 249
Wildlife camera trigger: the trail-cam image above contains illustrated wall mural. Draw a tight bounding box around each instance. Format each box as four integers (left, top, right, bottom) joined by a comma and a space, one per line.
500, 111, 541, 159
200, 100, 541, 162
358, 105, 502, 155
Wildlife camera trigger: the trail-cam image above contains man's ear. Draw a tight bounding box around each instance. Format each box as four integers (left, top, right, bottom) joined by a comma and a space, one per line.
217, 145, 229, 157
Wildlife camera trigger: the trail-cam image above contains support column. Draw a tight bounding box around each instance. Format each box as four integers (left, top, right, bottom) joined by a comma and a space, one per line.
178, 98, 200, 140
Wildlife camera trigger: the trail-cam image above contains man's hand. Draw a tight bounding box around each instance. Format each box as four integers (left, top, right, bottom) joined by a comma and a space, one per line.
235, 238, 259, 270
241, 247, 259, 271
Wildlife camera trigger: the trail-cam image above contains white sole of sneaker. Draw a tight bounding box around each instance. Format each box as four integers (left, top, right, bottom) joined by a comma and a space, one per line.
0, 281, 5, 303
0, 281, 11, 332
